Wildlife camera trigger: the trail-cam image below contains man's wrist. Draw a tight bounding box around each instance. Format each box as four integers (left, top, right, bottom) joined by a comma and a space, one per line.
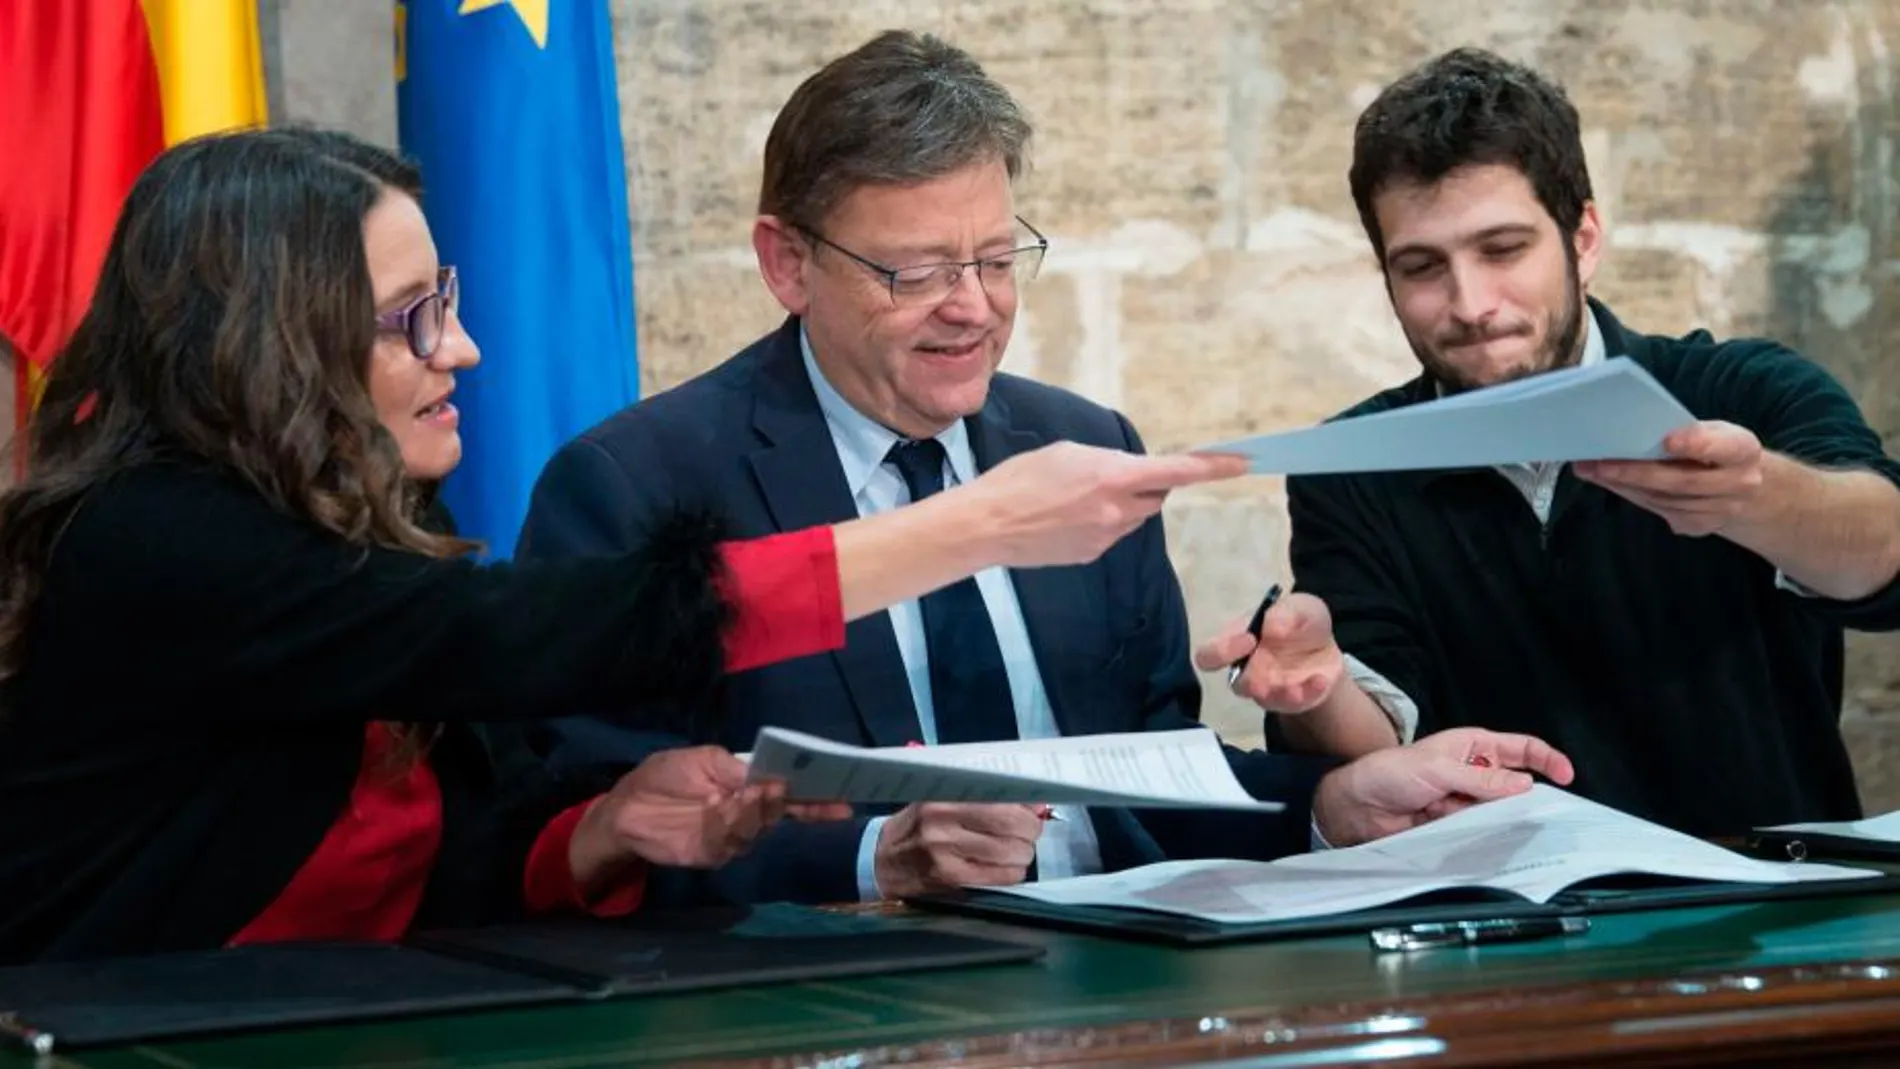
1724, 450, 1799, 538
1723, 454, 1900, 599
1309, 671, 1364, 727
1309, 768, 1343, 848
1341, 654, 1418, 744
1287, 672, 1401, 756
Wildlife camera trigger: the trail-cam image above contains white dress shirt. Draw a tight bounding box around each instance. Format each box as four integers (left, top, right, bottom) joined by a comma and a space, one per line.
796, 331, 1105, 899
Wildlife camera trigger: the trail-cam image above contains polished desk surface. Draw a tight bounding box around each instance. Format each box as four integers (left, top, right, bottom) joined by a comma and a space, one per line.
21, 892, 1900, 1069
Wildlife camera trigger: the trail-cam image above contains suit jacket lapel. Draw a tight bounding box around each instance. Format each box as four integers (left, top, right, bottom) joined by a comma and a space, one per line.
747, 319, 920, 748
965, 400, 1102, 737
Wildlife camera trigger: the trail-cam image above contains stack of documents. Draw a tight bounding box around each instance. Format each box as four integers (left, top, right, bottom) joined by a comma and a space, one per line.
744, 726, 1283, 812
1196, 356, 1696, 475
984, 786, 1878, 925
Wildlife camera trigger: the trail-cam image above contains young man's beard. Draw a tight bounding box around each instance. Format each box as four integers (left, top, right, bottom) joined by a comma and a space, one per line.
1411, 246, 1586, 396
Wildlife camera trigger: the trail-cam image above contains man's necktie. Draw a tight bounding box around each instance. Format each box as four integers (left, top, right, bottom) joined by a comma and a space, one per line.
885, 439, 1021, 744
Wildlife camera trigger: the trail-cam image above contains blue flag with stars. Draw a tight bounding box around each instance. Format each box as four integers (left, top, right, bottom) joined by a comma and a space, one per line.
396, 0, 637, 558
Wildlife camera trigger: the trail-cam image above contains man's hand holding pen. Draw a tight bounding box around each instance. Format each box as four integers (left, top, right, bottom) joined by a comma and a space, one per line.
1193, 581, 1574, 846
1195, 586, 1348, 714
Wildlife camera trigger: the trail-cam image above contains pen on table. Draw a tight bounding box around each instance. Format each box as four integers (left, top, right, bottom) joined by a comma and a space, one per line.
1369, 915, 1589, 953
0, 1013, 54, 1056
904, 740, 1064, 821
1226, 582, 1285, 686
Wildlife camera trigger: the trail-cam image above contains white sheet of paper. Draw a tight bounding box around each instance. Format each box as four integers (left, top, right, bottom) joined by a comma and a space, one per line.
1760, 809, 1900, 841
1195, 356, 1696, 476
743, 726, 1284, 811
990, 785, 1875, 925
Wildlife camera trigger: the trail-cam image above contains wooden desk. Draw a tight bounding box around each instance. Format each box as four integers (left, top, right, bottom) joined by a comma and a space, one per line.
18, 892, 1900, 1068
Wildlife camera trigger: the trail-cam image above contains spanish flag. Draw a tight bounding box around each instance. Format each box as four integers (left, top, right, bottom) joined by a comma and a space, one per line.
0, 0, 267, 448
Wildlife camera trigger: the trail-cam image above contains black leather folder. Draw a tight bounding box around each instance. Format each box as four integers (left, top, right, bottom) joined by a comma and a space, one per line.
909, 872, 1900, 948
0, 942, 572, 1052
406, 902, 1045, 996
0, 904, 1042, 1052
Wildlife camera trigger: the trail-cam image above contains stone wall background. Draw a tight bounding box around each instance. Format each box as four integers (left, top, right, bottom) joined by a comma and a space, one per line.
13, 0, 1899, 808
607, 0, 1900, 810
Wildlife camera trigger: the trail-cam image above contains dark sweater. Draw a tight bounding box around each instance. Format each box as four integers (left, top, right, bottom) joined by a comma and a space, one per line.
1288, 299, 1900, 837
0, 458, 737, 962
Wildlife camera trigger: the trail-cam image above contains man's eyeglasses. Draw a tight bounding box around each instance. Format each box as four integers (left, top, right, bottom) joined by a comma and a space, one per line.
375, 266, 460, 358
798, 218, 1048, 308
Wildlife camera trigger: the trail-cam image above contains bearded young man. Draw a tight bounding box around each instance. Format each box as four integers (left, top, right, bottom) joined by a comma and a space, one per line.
1198, 46, 1900, 837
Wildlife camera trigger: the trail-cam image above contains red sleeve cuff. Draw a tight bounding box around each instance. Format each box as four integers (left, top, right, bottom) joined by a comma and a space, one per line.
717, 527, 846, 674
523, 799, 647, 918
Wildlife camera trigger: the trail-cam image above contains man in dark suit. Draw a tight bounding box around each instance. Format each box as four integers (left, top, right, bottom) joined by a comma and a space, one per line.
519, 30, 1571, 905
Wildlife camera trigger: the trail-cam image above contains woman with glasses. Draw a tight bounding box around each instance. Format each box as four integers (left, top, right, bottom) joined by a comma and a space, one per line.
0, 126, 1242, 963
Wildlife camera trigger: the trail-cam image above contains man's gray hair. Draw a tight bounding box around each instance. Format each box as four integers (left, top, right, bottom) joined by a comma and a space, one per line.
759, 30, 1032, 231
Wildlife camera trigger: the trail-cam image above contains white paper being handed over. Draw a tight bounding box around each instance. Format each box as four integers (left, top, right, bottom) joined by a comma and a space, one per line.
1195, 356, 1695, 476
744, 726, 1284, 812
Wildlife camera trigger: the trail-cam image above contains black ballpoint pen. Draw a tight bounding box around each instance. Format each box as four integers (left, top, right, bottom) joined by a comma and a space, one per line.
1225, 582, 1284, 686
1369, 915, 1590, 952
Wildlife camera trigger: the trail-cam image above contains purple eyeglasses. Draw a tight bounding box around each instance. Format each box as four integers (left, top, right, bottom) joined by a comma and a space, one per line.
375, 265, 460, 358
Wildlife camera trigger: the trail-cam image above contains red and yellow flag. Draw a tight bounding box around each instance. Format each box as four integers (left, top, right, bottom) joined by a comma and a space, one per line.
0, 0, 266, 458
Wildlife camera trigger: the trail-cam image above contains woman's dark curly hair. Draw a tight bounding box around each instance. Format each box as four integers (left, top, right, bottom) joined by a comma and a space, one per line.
0, 125, 474, 689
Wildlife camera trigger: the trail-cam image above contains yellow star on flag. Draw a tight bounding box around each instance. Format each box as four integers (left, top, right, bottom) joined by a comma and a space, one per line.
458, 0, 548, 49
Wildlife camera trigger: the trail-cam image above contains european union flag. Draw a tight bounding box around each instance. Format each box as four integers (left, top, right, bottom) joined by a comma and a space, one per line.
396, 0, 637, 558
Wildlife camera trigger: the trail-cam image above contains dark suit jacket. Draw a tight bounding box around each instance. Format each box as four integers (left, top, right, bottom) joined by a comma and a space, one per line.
518, 316, 1336, 904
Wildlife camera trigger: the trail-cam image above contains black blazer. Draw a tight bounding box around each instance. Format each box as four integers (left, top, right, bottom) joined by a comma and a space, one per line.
0, 457, 736, 962
518, 316, 1336, 904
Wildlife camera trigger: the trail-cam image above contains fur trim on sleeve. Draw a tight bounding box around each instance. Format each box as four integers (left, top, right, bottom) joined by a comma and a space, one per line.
611, 506, 736, 734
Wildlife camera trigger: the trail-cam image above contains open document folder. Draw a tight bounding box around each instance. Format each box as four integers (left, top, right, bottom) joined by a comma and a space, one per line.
981, 785, 1877, 926
1196, 356, 1696, 475
745, 726, 1283, 811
